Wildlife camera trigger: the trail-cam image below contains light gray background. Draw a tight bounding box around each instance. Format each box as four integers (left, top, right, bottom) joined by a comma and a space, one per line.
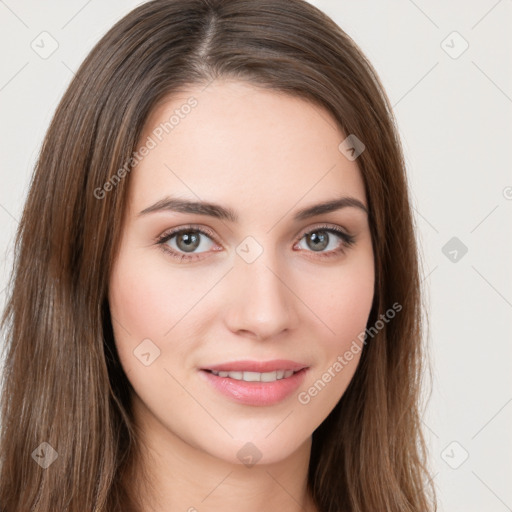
1, 1, 511, 510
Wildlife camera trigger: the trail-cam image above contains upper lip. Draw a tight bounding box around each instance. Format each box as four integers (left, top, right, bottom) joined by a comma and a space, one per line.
202, 359, 308, 373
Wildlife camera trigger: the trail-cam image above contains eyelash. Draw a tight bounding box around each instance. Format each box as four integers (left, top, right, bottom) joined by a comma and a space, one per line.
155, 224, 356, 262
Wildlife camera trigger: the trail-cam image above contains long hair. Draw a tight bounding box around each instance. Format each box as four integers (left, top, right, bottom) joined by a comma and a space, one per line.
0, 0, 436, 510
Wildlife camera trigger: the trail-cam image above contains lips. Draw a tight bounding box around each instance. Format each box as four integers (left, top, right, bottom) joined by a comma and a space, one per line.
202, 359, 308, 373
199, 359, 310, 406
208, 369, 296, 382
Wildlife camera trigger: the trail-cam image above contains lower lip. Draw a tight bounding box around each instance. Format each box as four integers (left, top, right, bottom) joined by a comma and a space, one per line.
199, 368, 308, 406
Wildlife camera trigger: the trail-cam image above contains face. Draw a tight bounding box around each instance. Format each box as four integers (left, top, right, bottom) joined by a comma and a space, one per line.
108, 79, 374, 466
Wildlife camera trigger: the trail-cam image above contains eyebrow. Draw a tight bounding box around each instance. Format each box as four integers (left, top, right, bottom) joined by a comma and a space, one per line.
138, 195, 368, 222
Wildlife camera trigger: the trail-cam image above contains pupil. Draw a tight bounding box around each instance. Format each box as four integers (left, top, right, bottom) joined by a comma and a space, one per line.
309, 231, 328, 251
178, 231, 200, 252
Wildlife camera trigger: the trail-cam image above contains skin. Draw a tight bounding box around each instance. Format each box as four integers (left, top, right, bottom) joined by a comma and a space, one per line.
109, 79, 375, 512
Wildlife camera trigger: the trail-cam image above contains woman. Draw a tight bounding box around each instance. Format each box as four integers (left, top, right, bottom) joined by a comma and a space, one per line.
0, 0, 436, 510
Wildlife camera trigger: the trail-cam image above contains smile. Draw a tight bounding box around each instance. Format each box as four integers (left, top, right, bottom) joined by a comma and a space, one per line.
207, 369, 298, 382
200, 366, 309, 406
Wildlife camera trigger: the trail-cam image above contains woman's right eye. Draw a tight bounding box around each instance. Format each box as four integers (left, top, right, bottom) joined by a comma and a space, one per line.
156, 227, 219, 262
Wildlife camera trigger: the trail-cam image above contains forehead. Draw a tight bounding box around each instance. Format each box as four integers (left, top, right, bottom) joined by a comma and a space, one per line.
128, 79, 366, 218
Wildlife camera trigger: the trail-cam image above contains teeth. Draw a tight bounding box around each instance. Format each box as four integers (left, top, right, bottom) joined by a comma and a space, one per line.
210, 369, 297, 382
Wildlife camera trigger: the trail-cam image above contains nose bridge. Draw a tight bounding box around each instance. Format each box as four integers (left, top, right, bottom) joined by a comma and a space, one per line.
225, 241, 298, 339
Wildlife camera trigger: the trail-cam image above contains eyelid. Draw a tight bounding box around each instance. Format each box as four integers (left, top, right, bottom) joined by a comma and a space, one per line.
156, 224, 219, 244
294, 222, 352, 241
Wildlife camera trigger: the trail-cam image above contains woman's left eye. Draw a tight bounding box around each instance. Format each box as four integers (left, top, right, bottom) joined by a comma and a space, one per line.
295, 226, 355, 259
156, 224, 355, 262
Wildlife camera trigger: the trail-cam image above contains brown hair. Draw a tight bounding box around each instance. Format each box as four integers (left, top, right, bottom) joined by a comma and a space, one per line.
0, 0, 436, 510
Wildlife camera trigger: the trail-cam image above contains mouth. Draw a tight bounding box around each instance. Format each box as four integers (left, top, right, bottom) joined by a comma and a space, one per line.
199, 360, 309, 406
203, 368, 302, 382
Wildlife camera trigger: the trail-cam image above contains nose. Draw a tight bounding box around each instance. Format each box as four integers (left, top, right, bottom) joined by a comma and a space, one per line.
223, 251, 300, 340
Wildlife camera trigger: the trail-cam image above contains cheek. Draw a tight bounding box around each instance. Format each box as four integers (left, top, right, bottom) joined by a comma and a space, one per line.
307, 256, 375, 347
295, 262, 374, 415
109, 250, 200, 341
108, 252, 194, 406
108, 251, 174, 374
108, 249, 217, 380
335, 275, 374, 343
295, 250, 374, 397
109, 261, 164, 341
